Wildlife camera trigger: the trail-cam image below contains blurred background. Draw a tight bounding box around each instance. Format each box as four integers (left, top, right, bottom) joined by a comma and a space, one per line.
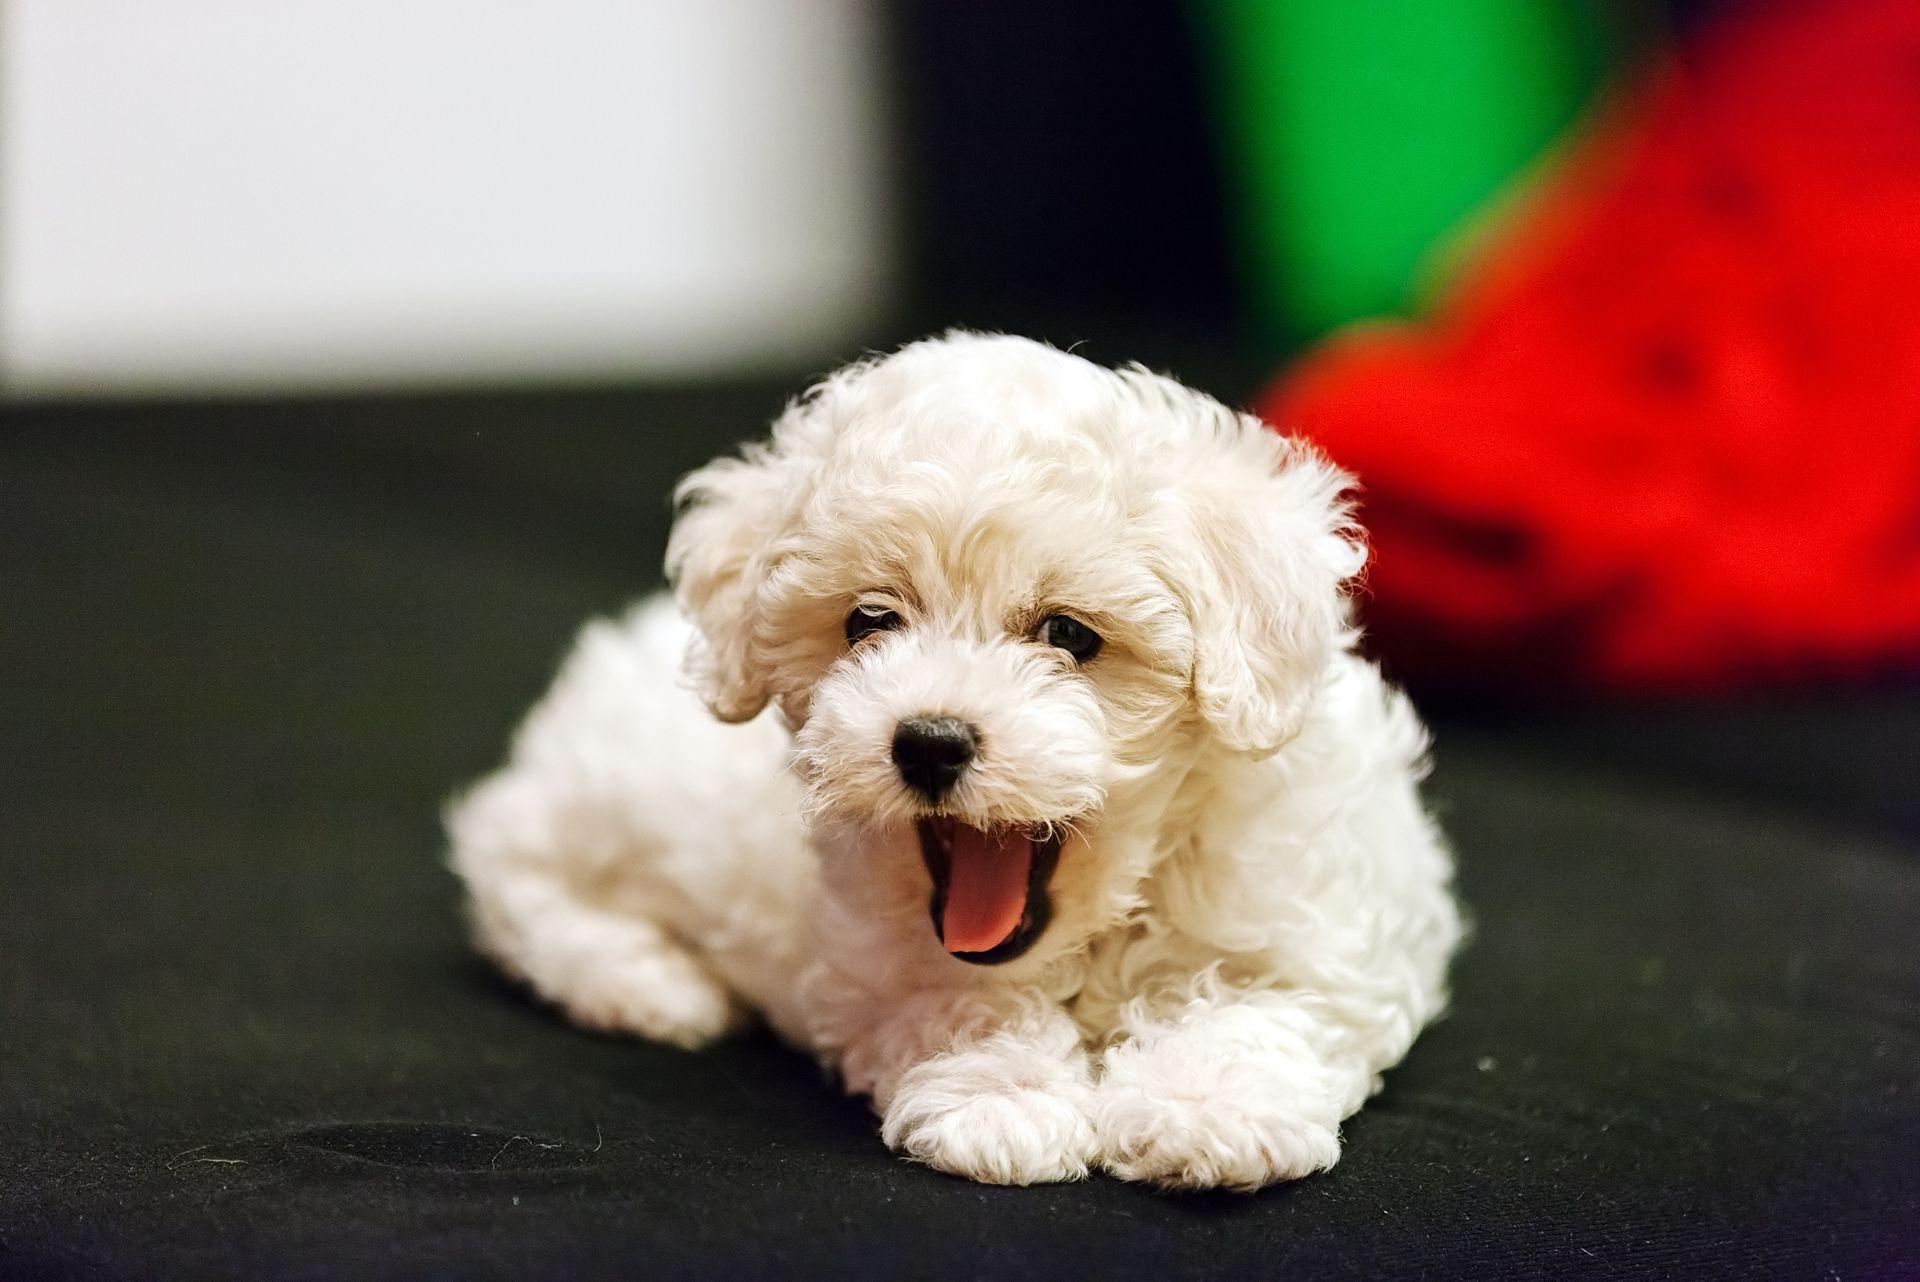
3, 0, 1628, 389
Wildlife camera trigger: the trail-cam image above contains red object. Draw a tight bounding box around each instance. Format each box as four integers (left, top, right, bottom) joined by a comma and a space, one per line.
1266, 0, 1920, 691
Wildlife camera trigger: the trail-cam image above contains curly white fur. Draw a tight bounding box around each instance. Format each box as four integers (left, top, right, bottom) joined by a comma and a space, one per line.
448, 333, 1461, 1190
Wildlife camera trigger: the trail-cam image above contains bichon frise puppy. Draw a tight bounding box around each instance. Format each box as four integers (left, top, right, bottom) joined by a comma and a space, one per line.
448, 333, 1461, 1190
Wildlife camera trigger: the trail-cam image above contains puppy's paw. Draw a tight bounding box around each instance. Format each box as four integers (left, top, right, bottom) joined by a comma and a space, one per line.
1096, 1089, 1340, 1191
1093, 1042, 1341, 1191
549, 944, 747, 1050
881, 1049, 1097, 1185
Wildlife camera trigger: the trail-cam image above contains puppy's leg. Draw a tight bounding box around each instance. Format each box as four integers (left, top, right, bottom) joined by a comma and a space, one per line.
450, 766, 748, 1049
1093, 905, 1455, 1191
1093, 989, 1360, 1190
831, 985, 1098, 1185
448, 598, 809, 1049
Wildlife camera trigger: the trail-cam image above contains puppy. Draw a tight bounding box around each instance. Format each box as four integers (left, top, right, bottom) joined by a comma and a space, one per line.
448, 333, 1460, 1189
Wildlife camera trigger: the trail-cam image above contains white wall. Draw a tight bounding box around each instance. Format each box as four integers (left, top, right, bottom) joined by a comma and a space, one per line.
0, 0, 892, 395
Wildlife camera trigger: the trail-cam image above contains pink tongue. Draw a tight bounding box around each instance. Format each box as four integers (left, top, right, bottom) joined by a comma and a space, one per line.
942, 824, 1034, 954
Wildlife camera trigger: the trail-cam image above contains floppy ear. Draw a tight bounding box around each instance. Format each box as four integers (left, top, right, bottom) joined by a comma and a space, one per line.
666, 358, 875, 721
1166, 426, 1367, 757
665, 439, 808, 723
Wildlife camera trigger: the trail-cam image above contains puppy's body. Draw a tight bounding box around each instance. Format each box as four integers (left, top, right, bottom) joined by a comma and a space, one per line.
450, 335, 1460, 1189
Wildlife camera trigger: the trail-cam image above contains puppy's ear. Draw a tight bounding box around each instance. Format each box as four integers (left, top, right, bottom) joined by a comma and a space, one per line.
666, 440, 807, 723
667, 361, 870, 721
1163, 425, 1366, 757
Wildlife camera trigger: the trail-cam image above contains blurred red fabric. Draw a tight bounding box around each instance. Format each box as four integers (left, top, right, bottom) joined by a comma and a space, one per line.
1266, 0, 1920, 690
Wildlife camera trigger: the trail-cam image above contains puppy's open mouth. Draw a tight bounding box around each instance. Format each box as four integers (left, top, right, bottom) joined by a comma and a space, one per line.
916, 818, 1062, 965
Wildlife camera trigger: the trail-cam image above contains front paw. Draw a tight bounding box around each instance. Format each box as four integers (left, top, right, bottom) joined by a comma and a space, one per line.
1093, 1043, 1342, 1191
880, 1048, 1097, 1185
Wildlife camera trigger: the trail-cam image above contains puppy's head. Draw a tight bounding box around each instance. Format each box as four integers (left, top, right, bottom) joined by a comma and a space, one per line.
667, 334, 1363, 968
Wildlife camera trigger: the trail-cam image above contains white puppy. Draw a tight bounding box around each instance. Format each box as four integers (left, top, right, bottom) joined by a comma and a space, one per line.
448, 333, 1461, 1190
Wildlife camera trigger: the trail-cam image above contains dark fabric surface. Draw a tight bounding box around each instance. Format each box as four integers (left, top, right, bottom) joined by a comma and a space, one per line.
3, 394, 1916, 1280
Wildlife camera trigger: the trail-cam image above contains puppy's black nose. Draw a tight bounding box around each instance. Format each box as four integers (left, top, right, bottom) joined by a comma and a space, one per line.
891, 715, 978, 802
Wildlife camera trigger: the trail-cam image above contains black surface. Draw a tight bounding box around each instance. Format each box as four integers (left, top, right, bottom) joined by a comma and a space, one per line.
3, 391, 1917, 1279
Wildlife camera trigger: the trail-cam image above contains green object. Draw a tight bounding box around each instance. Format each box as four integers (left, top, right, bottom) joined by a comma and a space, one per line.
1202, 0, 1612, 338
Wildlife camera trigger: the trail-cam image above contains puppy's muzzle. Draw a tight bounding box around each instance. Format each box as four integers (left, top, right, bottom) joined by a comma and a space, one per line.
890, 715, 978, 803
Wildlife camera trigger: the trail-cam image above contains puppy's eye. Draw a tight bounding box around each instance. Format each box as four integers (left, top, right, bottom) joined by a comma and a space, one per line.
1038, 614, 1102, 662
845, 605, 903, 645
